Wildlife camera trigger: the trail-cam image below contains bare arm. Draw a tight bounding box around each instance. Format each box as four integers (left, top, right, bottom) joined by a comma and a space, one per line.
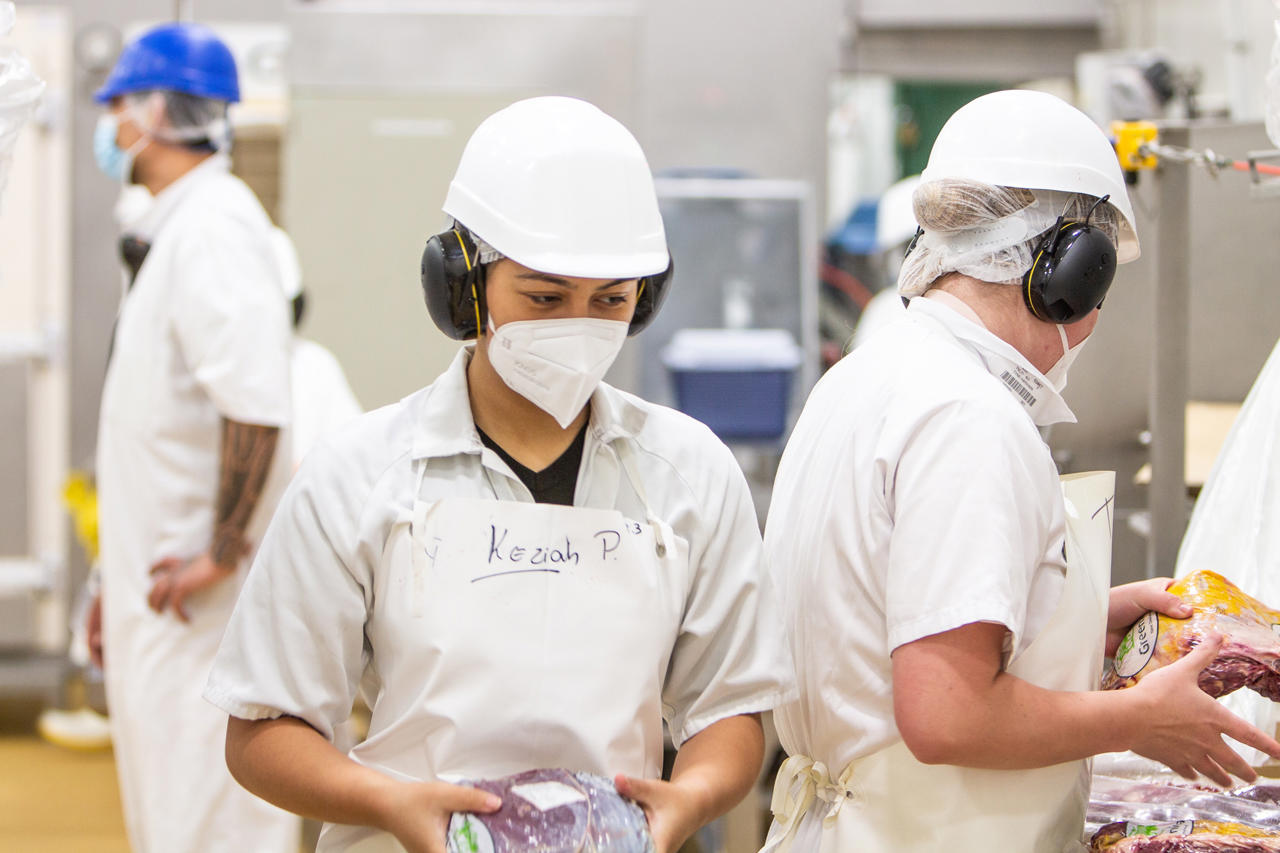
615, 714, 765, 853
148, 418, 279, 620
892, 622, 1280, 787
226, 716, 500, 853
210, 417, 281, 566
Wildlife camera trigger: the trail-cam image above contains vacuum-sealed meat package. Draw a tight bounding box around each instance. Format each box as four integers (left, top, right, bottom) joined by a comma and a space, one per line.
1091, 819, 1280, 851
445, 769, 654, 853
1086, 775, 1280, 839
1103, 570, 1280, 700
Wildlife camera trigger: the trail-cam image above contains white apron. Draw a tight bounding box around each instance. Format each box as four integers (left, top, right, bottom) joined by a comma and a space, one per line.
762, 472, 1115, 853
339, 444, 687, 853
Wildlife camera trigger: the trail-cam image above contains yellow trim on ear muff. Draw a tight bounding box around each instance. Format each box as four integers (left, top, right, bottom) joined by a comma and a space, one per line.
637, 279, 646, 301
1025, 248, 1048, 321
452, 229, 473, 271
453, 229, 483, 338
1025, 221, 1074, 322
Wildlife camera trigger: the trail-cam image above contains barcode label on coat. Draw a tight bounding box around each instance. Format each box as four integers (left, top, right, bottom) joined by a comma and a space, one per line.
999, 370, 1038, 408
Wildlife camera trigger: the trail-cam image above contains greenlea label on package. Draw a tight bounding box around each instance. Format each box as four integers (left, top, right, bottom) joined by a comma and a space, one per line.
447, 814, 495, 853
1124, 820, 1195, 837
1113, 611, 1160, 678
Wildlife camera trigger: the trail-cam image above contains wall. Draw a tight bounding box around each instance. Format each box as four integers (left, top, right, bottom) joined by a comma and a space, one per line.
283, 0, 842, 409
1109, 0, 1277, 120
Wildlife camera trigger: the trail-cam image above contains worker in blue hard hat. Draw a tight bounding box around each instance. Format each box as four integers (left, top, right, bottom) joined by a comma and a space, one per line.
87, 21, 300, 853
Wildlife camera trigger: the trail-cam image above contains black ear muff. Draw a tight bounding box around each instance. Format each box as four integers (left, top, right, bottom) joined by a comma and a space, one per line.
628, 257, 674, 335
1022, 196, 1117, 325
421, 226, 486, 340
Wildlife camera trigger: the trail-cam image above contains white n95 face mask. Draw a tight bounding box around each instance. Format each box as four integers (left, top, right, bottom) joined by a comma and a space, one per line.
1044, 323, 1089, 393
486, 316, 629, 428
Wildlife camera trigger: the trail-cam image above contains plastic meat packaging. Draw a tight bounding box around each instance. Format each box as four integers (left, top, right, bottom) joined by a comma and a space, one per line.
1103, 571, 1280, 699
1091, 819, 1280, 851
1086, 775, 1280, 838
445, 769, 654, 853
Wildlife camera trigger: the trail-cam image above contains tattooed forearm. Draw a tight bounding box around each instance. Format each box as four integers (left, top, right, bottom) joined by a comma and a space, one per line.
211, 418, 280, 569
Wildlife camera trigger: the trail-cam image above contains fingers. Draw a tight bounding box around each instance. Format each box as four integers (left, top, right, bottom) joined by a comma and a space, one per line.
149, 557, 183, 576
1178, 633, 1224, 670
169, 581, 192, 623
146, 572, 173, 613
88, 631, 104, 669
614, 774, 657, 805
1193, 750, 1238, 789
1220, 713, 1280, 761
1207, 738, 1258, 785
1149, 590, 1193, 620
1128, 578, 1190, 619
86, 597, 103, 668
437, 784, 502, 813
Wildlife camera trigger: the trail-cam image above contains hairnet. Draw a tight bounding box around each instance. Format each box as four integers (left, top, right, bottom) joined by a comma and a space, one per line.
897, 178, 1120, 298
124, 89, 231, 151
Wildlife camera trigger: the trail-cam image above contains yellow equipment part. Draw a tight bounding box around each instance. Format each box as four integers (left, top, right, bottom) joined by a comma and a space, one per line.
61, 470, 98, 564
1112, 120, 1159, 172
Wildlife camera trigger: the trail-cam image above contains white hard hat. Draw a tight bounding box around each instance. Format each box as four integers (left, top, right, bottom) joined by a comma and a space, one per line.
269, 226, 303, 301
921, 89, 1139, 263
442, 96, 669, 279
875, 174, 923, 251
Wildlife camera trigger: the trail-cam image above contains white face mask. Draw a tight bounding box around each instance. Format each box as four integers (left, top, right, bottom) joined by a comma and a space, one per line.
1044, 323, 1089, 393
486, 316, 630, 429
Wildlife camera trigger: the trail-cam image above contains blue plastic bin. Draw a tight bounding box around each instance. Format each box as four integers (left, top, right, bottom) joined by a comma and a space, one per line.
662, 329, 802, 442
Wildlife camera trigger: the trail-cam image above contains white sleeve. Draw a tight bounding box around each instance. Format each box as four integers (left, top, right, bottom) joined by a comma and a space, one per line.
169, 215, 292, 427
660, 441, 795, 746
204, 444, 371, 740
885, 399, 1053, 656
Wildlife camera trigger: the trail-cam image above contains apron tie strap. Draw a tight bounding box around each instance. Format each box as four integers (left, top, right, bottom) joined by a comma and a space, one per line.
765, 755, 858, 853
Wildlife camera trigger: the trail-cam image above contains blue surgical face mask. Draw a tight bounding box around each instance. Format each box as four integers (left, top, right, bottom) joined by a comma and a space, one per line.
93, 113, 146, 183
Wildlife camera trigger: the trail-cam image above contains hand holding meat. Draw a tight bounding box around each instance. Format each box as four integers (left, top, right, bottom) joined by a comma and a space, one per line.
380, 780, 501, 853
1107, 578, 1194, 657
1122, 634, 1280, 786
1106, 571, 1280, 699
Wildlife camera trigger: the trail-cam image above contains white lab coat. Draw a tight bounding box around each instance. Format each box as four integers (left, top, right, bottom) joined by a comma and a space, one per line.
205, 347, 795, 852
96, 155, 299, 853
291, 337, 363, 469
763, 296, 1095, 850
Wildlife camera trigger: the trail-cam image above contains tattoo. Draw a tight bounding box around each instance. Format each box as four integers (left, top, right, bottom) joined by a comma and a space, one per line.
211, 419, 280, 569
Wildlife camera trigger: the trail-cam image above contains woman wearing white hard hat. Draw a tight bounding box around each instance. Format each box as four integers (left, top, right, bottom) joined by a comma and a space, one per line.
205, 96, 793, 853
760, 89, 1280, 853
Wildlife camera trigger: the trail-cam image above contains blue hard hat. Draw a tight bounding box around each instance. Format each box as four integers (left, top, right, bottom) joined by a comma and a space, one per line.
94, 22, 239, 104
827, 198, 880, 256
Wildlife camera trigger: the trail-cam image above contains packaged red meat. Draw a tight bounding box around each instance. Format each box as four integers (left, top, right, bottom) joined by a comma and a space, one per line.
1086, 775, 1280, 838
445, 769, 654, 853
1090, 818, 1280, 851
1103, 570, 1280, 699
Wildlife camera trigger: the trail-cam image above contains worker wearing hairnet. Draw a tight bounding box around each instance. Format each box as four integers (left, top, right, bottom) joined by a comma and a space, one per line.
760, 90, 1280, 853
90, 22, 298, 853
204, 96, 793, 853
